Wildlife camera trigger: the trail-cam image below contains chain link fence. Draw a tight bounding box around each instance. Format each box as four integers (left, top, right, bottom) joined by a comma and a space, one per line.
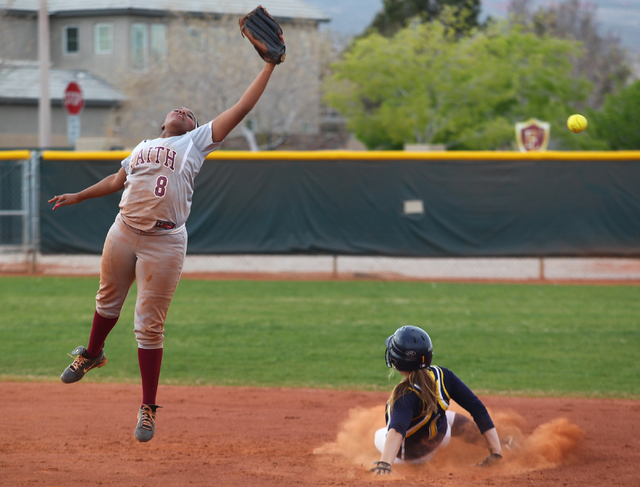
0, 152, 38, 272
0, 159, 24, 246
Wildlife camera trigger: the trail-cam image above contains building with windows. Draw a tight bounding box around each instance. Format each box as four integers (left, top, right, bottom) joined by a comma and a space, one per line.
0, 1, 329, 149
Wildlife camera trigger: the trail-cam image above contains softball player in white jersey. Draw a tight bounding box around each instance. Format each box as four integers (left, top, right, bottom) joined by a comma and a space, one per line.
49, 62, 276, 443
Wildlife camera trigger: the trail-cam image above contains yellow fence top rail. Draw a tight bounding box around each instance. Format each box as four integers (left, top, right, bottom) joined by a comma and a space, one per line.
0, 150, 31, 160
41, 150, 131, 160
29, 150, 640, 161
201, 150, 640, 161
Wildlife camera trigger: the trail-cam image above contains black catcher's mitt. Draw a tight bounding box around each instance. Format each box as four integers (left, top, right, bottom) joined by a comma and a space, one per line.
239, 6, 286, 64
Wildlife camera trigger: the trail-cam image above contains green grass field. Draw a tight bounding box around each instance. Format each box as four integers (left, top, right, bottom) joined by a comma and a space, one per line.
0, 276, 638, 398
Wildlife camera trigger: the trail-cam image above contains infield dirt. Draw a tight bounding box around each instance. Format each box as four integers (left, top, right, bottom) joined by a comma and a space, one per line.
1, 382, 638, 486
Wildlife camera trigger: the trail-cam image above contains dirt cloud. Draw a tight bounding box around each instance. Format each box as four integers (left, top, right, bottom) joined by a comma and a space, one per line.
315, 403, 585, 476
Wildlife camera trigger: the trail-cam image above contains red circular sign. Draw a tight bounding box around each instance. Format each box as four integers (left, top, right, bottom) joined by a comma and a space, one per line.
63, 82, 84, 116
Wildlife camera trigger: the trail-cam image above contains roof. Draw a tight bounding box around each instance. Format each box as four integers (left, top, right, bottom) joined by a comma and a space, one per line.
0, 0, 330, 22
0, 63, 125, 105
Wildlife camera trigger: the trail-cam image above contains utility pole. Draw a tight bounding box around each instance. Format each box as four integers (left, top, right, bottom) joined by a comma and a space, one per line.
38, 0, 51, 148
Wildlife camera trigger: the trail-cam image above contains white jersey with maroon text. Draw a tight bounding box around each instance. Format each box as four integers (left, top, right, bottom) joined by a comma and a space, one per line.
119, 122, 221, 233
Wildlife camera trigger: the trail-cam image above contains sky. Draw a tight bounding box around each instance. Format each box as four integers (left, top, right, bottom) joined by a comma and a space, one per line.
303, 0, 640, 53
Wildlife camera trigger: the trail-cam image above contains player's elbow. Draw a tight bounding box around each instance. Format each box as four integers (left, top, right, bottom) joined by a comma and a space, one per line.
236, 105, 253, 120
110, 177, 125, 193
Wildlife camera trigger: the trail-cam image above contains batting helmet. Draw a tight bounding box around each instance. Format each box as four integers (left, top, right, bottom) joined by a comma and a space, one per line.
385, 326, 433, 371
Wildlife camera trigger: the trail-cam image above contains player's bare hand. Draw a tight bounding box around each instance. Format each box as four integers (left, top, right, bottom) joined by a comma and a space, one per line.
369, 461, 392, 475
48, 193, 80, 210
476, 453, 502, 467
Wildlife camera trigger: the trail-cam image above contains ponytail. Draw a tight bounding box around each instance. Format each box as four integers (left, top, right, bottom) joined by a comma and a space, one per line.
388, 369, 438, 417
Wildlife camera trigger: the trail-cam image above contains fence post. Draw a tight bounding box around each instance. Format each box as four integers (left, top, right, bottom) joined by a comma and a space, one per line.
27, 151, 41, 274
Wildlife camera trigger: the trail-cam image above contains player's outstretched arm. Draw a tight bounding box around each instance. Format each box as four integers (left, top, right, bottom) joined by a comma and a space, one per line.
476, 427, 503, 467
370, 428, 403, 475
211, 63, 275, 143
483, 427, 502, 456
49, 167, 127, 210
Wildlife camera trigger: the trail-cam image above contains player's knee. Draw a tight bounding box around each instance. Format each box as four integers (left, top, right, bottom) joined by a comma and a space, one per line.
96, 300, 125, 319
374, 428, 387, 454
451, 413, 483, 445
134, 325, 164, 348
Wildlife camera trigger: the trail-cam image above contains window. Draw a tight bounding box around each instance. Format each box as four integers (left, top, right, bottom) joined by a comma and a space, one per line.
63, 26, 79, 54
131, 23, 148, 70
95, 23, 113, 54
150, 24, 167, 63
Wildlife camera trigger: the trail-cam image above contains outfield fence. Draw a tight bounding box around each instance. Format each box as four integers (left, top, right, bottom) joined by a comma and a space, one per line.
1, 149, 640, 280
0, 151, 38, 272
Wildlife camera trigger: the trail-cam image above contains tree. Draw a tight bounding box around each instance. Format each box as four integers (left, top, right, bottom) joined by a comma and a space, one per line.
109, 15, 338, 150
367, 0, 481, 37
507, 0, 632, 109
588, 81, 640, 150
324, 20, 603, 150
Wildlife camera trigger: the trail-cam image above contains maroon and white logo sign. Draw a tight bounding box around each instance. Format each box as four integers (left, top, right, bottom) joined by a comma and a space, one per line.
63, 82, 84, 116
515, 118, 550, 152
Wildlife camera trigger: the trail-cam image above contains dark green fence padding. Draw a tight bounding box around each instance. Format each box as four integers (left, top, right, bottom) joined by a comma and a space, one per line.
38, 152, 640, 257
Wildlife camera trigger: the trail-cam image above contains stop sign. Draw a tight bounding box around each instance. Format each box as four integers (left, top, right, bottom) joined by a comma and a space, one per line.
63, 82, 84, 116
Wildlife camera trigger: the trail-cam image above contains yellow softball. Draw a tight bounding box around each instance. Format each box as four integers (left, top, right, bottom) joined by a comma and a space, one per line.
567, 114, 587, 133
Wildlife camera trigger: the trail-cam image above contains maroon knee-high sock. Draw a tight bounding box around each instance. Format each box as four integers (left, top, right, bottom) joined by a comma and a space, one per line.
138, 348, 163, 406
86, 310, 119, 358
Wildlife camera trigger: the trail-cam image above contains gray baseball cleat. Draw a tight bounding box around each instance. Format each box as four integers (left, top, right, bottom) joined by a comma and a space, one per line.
135, 404, 162, 442
60, 346, 107, 383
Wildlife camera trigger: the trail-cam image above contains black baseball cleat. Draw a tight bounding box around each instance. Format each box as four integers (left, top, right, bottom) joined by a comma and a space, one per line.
135, 404, 162, 442
60, 346, 107, 383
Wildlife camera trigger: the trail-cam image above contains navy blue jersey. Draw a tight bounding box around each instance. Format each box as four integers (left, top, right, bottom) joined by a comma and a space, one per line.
385, 365, 494, 460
